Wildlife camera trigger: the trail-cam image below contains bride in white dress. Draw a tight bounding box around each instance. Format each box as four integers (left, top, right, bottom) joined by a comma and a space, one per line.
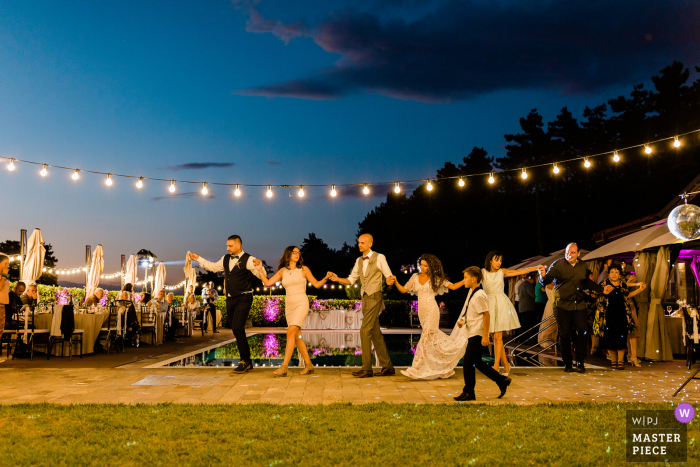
393, 254, 466, 380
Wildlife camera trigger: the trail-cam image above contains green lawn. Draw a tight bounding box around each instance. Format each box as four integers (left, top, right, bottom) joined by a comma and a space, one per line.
0, 402, 697, 466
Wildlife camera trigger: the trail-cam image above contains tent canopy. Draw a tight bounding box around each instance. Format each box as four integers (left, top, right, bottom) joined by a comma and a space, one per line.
581, 222, 673, 261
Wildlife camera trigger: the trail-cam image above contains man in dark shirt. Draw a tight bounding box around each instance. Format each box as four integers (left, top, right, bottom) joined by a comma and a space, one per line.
539, 243, 612, 373
20, 283, 38, 311
6, 281, 25, 327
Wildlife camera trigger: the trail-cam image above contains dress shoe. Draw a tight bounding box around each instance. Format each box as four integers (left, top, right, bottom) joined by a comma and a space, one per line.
232, 361, 253, 374
373, 367, 395, 377
497, 376, 512, 399
575, 363, 586, 373
564, 364, 574, 372
454, 392, 476, 401
213, 330, 220, 333
353, 370, 374, 378
352, 369, 368, 376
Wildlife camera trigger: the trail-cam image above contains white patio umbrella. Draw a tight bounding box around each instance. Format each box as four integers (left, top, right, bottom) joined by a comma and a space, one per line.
21, 229, 46, 285
154, 262, 166, 295
85, 245, 104, 299
183, 251, 197, 298
124, 254, 137, 287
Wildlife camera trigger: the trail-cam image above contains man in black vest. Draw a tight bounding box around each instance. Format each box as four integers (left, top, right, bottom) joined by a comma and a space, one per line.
190, 235, 263, 374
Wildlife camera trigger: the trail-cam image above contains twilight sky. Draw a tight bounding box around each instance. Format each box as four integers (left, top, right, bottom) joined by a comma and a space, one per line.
0, 0, 699, 287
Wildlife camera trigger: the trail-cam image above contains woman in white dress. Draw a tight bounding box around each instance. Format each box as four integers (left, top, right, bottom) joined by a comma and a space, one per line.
393, 254, 466, 379
482, 250, 541, 376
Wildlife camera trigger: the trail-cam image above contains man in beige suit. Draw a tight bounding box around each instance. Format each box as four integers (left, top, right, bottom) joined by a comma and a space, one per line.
330, 233, 396, 378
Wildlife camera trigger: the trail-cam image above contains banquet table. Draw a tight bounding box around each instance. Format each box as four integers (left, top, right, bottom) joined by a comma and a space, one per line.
666, 315, 692, 355
34, 310, 108, 356
136, 311, 166, 345
299, 332, 362, 349
304, 310, 363, 330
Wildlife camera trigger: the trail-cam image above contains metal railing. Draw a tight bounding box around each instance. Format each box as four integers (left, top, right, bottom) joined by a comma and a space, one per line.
504, 315, 558, 367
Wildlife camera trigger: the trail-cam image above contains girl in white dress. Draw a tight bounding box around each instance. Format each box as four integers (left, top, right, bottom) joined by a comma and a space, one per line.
393, 254, 466, 379
482, 250, 541, 376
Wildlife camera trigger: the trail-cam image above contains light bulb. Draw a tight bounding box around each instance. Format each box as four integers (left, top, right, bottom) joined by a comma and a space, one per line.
298, 186, 305, 197
394, 182, 401, 194
40, 164, 48, 177
105, 174, 112, 186
169, 180, 176, 192
584, 158, 591, 168
234, 185, 241, 197
8, 159, 15, 171
674, 137, 681, 148
426, 180, 433, 191
613, 152, 620, 162
521, 168, 528, 179
644, 144, 652, 155
136, 177, 143, 188
266, 186, 273, 198
488, 173, 495, 184
458, 178, 465, 187
72, 169, 80, 180
330, 185, 337, 197
201, 183, 208, 195
553, 164, 560, 174
363, 184, 369, 195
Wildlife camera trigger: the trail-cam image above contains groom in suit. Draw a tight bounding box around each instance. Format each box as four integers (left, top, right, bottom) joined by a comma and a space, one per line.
190, 235, 263, 374
330, 233, 396, 378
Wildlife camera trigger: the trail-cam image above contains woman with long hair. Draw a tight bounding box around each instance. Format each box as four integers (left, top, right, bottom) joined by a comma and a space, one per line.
483, 250, 541, 376
393, 254, 466, 379
256, 246, 331, 376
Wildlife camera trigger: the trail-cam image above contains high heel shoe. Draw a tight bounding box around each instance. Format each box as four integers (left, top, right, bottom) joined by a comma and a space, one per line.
273, 364, 288, 377
632, 359, 641, 368
299, 365, 314, 375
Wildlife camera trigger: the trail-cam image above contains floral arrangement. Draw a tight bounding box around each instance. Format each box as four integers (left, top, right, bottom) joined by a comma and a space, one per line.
55, 287, 71, 305
99, 291, 109, 306
310, 299, 362, 312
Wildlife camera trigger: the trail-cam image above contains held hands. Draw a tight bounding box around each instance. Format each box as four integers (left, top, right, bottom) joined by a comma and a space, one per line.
457, 318, 465, 328
252, 258, 262, 269
324, 271, 333, 280
328, 272, 339, 282
189, 253, 199, 261
386, 275, 396, 286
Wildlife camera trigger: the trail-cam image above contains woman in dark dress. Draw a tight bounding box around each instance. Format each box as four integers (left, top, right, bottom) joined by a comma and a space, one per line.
594, 264, 646, 369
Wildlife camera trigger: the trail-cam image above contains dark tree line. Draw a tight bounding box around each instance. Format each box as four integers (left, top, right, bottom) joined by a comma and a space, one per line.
0, 240, 59, 286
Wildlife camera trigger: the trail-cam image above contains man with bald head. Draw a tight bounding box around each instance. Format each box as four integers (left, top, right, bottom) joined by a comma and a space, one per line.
330, 233, 396, 378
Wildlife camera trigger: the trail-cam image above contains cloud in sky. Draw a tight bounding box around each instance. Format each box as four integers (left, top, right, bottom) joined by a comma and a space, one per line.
167, 162, 234, 171
234, 0, 700, 102
151, 192, 216, 202
266, 160, 282, 165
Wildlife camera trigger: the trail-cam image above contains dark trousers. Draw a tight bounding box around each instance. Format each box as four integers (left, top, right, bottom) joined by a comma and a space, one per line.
518, 310, 535, 339
227, 294, 254, 363
206, 299, 217, 332
462, 335, 505, 395
360, 291, 393, 370
535, 302, 546, 322
554, 307, 588, 365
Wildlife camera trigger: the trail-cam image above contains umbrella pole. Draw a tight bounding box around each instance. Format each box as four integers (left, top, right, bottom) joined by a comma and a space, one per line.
120, 255, 125, 289
19, 229, 26, 279
85, 245, 91, 289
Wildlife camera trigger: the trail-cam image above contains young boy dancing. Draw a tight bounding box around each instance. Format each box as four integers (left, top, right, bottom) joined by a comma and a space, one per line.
454, 266, 512, 401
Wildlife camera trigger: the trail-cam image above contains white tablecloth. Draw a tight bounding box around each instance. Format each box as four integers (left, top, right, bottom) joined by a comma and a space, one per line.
304, 310, 363, 330
299, 332, 362, 349
35, 311, 108, 356
136, 311, 166, 345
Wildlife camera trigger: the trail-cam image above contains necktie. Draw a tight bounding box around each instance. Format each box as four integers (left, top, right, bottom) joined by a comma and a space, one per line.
362, 256, 369, 261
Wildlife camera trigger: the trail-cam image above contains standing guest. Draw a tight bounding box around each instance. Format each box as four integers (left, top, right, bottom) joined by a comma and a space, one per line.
454, 266, 511, 401
482, 251, 541, 376
256, 246, 331, 376
165, 293, 178, 341
0, 255, 9, 334
7, 281, 26, 328
84, 288, 104, 307
201, 283, 211, 303
539, 243, 612, 373
597, 259, 612, 284
190, 235, 264, 374
534, 275, 548, 324
206, 282, 219, 332
517, 274, 537, 339
513, 277, 525, 313
392, 254, 465, 379
183, 284, 195, 305
329, 233, 396, 378
21, 283, 39, 310
594, 265, 646, 369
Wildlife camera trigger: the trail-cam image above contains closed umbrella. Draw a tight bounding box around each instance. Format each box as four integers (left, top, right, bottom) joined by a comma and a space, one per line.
124, 254, 137, 287
21, 229, 46, 285
183, 251, 197, 298
85, 245, 104, 299
154, 262, 166, 295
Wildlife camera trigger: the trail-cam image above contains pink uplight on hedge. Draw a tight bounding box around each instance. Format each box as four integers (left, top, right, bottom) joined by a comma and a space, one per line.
262, 333, 281, 358
263, 297, 282, 321
56, 287, 71, 305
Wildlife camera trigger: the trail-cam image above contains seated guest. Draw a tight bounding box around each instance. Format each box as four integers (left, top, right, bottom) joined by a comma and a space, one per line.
138, 292, 151, 307
149, 290, 168, 313
117, 291, 140, 344
21, 283, 39, 310
165, 292, 179, 341
121, 283, 134, 301
167, 293, 176, 306
84, 288, 104, 307
183, 285, 195, 305
185, 293, 200, 314
7, 281, 25, 326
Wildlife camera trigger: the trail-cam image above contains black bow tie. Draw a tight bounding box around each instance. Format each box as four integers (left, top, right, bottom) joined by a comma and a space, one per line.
232, 255, 239, 260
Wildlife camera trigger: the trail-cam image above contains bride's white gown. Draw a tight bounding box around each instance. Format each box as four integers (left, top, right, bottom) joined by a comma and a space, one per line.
400, 274, 469, 380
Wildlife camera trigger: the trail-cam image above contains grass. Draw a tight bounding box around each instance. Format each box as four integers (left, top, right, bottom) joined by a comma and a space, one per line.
0, 402, 697, 466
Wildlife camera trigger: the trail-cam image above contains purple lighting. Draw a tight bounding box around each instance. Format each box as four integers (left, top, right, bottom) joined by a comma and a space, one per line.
263, 297, 282, 321
262, 333, 281, 358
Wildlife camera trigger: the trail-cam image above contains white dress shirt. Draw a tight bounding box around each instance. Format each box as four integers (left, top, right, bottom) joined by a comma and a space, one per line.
197, 251, 263, 295
346, 250, 393, 284
460, 288, 490, 339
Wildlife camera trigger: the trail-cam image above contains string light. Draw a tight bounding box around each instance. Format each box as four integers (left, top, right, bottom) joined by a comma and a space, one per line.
613, 151, 620, 162
674, 137, 681, 148
521, 168, 528, 180
266, 186, 273, 198
169, 180, 176, 193
426, 180, 433, 191
201, 183, 208, 195
234, 184, 241, 197
40, 164, 48, 177
488, 173, 495, 184
105, 174, 113, 186
394, 182, 401, 194
72, 169, 80, 180
584, 157, 591, 168
363, 184, 369, 195
330, 185, 337, 197
298, 186, 305, 197
136, 177, 143, 188
458, 177, 465, 187
644, 144, 652, 155
8, 159, 15, 171
552, 164, 560, 174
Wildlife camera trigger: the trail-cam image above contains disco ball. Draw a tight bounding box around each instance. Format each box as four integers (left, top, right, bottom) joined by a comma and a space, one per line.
669, 203, 700, 241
